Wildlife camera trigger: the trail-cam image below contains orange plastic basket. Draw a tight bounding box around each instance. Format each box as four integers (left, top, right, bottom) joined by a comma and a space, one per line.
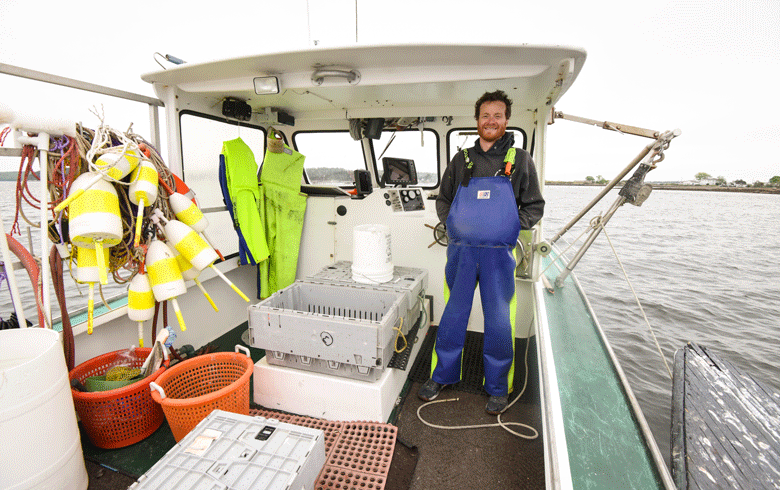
150, 345, 254, 442
70, 348, 166, 449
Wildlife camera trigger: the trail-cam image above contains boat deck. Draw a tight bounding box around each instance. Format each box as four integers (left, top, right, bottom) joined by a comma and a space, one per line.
80, 323, 545, 489
671, 343, 780, 489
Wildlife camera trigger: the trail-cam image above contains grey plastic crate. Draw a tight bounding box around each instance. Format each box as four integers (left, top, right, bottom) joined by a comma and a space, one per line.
129, 409, 326, 490
248, 281, 406, 381
305, 261, 428, 337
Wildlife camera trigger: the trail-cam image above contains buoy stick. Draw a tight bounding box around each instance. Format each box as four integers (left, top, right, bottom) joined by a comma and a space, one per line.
87, 283, 94, 334
194, 278, 219, 311
137, 321, 145, 348
209, 264, 250, 302
94, 240, 108, 285
134, 200, 145, 248
170, 298, 186, 331
53, 172, 102, 212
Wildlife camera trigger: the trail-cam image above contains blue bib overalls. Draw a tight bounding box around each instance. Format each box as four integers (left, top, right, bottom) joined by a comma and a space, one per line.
431, 149, 521, 396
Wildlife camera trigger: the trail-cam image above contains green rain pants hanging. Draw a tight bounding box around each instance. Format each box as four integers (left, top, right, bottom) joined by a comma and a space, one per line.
221, 138, 269, 264
258, 143, 307, 298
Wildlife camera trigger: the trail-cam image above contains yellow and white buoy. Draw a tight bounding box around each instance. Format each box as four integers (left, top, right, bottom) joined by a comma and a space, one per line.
128, 273, 155, 347
54, 146, 141, 212
129, 161, 159, 247
146, 239, 187, 331
68, 172, 122, 285
75, 247, 99, 334
152, 209, 249, 302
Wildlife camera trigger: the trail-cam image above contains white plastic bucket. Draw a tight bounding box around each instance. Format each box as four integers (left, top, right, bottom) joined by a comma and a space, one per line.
0, 328, 88, 490
352, 224, 394, 284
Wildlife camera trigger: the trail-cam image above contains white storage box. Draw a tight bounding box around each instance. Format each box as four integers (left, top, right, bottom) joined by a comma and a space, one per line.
129, 409, 326, 490
248, 281, 405, 381
305, 261, 428, 336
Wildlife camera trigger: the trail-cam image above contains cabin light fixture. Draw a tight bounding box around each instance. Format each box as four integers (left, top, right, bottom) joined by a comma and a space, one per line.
253, 76, 280, 95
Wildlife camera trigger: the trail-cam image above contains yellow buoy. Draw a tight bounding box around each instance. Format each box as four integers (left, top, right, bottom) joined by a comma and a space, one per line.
128, 273, 155, 347
68, 172, 122, 285
129, 161, 159, 248
146, 240, 187, 331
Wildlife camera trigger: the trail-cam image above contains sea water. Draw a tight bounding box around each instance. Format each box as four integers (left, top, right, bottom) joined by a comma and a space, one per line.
543, 184, 780, 465
1, 179, 777, 467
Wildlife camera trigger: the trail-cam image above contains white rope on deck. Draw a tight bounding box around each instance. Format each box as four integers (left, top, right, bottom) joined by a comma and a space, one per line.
416, 318, 539, 440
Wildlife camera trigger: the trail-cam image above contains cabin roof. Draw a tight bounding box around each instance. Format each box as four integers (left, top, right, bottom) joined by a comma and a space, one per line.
141, 43, 586, 120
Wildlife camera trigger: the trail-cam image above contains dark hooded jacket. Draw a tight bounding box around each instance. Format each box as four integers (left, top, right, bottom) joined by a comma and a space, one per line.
436, 132, 545, 230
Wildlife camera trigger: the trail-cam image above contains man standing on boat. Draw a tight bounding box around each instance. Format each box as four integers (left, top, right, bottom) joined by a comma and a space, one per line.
419, 90, 544, 414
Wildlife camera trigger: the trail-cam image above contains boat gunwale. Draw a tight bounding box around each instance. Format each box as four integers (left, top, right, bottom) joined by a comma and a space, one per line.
545, 246, 675, 488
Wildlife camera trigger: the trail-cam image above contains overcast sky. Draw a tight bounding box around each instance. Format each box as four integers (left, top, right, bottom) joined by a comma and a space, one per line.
1, 0, 778, 182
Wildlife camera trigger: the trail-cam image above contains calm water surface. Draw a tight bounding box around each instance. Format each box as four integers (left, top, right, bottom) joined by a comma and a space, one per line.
543, 184, 780, 465
1, 179, 777, 467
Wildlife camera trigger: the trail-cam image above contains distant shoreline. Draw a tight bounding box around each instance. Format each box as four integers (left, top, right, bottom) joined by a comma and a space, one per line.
0, 173, 776, 194
545, 181, 780, 194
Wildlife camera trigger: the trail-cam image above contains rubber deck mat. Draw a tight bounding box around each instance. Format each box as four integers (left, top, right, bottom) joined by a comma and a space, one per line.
250, 408, 401, 490
386, 314, 422, 370
408, 325, 533, 395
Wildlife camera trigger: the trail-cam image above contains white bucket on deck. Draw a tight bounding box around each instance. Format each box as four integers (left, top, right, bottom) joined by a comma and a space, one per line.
0, 328, 88, 490
352, 224, 393, 284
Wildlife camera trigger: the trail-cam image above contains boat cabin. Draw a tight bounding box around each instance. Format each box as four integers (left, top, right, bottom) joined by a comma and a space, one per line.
0, 43, 676, 489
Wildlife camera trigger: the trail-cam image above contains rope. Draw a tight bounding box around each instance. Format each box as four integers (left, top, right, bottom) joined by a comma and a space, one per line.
416, 317, 539, 440
594, 217, 673, 380
394, 293, 430, 354
393, 317, 407, 354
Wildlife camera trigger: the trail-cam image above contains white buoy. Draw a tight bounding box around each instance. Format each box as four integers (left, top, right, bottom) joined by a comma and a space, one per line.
145, 240, 187, 331
152, 210, 249, 302
75, 247, 99, 334
68, 172, 122, 285
128, 273, 155, 347
129, 161, 159, 248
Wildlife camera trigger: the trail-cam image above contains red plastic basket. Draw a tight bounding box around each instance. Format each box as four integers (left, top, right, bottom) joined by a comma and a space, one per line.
150, 345, 254, 442
70, 348, 166, 449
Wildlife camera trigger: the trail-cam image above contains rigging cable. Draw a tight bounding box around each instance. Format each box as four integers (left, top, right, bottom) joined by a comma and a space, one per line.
593, 216, 673, 380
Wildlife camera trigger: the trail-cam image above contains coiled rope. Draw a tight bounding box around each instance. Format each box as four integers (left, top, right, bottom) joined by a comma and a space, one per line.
416, 317, 539, 440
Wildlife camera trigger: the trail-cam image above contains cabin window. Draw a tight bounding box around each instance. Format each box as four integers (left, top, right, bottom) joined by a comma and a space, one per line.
293, 131, 366, 185
447, 128, 527, 162
179, 111, 267, 258
371, 129, 439, 188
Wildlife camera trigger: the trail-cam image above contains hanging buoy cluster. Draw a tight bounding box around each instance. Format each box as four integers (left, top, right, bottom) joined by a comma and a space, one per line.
48, 120, 230, 346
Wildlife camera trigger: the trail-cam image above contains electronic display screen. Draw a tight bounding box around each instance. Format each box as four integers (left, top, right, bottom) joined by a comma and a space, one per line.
382, 157, 417, 186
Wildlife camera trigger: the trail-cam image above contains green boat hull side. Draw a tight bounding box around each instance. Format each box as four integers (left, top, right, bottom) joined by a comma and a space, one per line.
541, 254, 664, 489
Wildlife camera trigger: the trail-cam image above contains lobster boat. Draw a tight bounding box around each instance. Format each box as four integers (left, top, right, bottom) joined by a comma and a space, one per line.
0, 42, 680, 489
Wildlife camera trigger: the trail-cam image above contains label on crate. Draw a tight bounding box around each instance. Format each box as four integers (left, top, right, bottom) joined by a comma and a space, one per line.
184, 428, 222, 456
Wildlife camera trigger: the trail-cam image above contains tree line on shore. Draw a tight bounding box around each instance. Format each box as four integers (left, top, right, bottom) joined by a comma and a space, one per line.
583, 172, 780, 188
